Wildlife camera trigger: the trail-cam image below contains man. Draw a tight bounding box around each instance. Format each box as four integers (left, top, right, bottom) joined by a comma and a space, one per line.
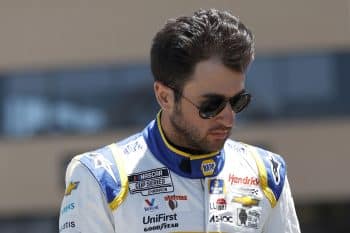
59, 9, 301, 233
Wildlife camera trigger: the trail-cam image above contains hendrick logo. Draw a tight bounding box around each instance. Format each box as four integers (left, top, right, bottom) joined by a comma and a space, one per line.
228, 173, 259, 186
128, 168, 174, 196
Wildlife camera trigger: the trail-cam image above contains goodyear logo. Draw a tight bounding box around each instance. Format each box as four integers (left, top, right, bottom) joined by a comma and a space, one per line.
65, 181, 80, 196
201, 159, 216, 176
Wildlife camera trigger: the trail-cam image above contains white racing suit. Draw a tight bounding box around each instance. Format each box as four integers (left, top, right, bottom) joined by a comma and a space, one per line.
59, 114, 301, 233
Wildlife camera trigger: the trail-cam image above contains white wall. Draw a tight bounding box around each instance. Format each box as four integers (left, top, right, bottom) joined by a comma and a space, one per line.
0, 0, 349, 70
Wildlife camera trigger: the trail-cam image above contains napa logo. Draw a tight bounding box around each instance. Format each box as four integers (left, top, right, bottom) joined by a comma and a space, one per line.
201, 159, 216, 176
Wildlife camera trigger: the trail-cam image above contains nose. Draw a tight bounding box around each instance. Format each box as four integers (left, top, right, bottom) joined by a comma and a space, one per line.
216, 102, 234, 127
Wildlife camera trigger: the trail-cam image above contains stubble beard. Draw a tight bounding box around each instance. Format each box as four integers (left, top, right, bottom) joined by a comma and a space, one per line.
169, 106, 228, 153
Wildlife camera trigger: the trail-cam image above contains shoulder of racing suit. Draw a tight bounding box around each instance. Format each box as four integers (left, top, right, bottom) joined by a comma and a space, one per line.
74, 133, 146, 211
75, 142, 129, 211
241, 142, 287, 208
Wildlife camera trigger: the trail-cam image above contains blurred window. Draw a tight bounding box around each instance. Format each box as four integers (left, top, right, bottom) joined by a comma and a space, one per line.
0, 51, 349, 138
1, 64, 158, 137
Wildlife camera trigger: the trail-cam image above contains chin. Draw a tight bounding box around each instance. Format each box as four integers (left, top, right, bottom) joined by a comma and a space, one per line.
205, 140, 227, 152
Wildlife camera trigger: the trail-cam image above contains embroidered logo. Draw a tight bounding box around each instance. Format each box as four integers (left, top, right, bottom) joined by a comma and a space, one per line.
208, 178, 225, 194
201, 159, 216, 176
144, 198, 159, 212
228, 173, 260, 186
128, 168, 174, 196
237, 208, 261, 229
269, 154, 281, 185
64, 181, 80, 196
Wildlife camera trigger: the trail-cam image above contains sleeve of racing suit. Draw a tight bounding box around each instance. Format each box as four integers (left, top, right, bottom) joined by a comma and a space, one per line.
263, 177, 301, 233
59, 159, 115, 233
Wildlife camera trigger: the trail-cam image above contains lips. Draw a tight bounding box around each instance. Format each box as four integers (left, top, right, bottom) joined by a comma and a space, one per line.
209, 130, 230, 139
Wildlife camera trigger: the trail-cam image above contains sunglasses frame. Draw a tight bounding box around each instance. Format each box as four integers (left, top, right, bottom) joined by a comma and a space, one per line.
168, 86, 251, 119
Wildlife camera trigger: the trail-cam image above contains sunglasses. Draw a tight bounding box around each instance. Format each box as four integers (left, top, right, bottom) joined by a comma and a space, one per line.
169, 87, 251, 119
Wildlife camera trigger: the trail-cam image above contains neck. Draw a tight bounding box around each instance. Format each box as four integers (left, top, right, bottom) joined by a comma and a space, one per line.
160, 111, 186, 148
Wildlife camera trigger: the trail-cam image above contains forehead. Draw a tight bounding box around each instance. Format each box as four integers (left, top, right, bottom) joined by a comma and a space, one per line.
184, 58, 245, 97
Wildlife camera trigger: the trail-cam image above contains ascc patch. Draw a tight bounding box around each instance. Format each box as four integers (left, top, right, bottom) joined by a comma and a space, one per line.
128, 167, 174, 196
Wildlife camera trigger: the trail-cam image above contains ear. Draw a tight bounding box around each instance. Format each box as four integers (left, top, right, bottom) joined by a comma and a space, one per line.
154, 81, 175, 111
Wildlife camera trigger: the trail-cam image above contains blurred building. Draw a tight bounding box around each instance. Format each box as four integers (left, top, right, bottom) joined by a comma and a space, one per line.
0, 1, 349, 232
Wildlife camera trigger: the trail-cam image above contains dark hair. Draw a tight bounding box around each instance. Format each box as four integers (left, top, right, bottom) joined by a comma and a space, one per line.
151, 8, 255, 99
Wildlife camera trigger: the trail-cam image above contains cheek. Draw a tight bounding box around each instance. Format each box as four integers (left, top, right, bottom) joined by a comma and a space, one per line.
180, 103, 211, 134
194, 119, 212, 136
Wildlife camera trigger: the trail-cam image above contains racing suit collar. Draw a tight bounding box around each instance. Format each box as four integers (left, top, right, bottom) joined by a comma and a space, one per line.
142, 112, 226, 179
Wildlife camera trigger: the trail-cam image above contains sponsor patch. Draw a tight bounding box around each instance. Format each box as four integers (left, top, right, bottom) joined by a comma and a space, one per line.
210, 198, 227, 211
228, 173, 259, 186
123, 141, 144, 154
237, 208, 261, 229
88, 152, 116, 181
231, 187, 261, 198
164, 195, 188, 211
209, 178, 225, 194
64, 181, 80, 196
209, 214, 233, 223
60, 202, 75, 215
143, 213, 179, 232
144, 198, 159, 212
128, 168, 174, 196
232, 196, 260, 207
269, 154, 281, 185
164, 195, 187, 201
59, 221, 76, 232
201, 159, 216, 176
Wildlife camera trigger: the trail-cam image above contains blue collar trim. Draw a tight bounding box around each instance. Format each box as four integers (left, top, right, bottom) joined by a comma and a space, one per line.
142, 114, 225, 179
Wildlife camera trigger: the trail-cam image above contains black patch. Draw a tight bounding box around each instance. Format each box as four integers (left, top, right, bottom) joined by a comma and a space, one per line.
128, 168, 174, 196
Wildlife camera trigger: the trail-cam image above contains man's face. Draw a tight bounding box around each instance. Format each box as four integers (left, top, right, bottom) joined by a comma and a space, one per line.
167, 58, 245, 153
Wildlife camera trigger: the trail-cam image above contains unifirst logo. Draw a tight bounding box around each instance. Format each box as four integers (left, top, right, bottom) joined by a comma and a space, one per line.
201, 159, 216, 176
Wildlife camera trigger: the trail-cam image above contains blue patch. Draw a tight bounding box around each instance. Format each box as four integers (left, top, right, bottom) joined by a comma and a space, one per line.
79, 146, 123, 204
257, 148, 286, 201
209, 178, 225, 194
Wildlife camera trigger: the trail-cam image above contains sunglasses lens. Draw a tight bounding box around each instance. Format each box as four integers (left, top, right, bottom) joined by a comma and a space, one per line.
230, 93, 251, 113
198, 92, 251, 119
199, 97, 226, 119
